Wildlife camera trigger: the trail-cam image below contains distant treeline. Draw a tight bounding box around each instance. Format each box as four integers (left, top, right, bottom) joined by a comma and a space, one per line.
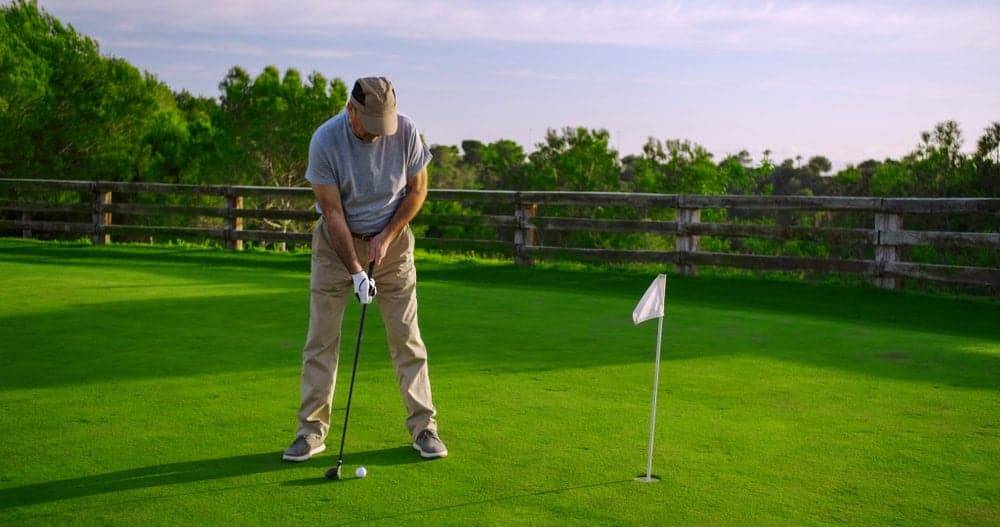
2, 1, 998, 199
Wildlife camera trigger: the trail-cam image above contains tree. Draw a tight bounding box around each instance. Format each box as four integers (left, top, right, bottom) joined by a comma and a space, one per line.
626, 137, 726, 195
428, 144, 477, 189
904, 120, 975, 196
525, 128, 620, 191
807, 156, 832, 175
478, 139, 526, 189
976, 122, 1000, 165
214, 66, 347, 241
0, 0, 165, 181
460, 140, 485, 167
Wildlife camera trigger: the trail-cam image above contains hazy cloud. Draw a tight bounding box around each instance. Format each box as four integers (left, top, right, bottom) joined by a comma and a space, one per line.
45, 0, 1000, 53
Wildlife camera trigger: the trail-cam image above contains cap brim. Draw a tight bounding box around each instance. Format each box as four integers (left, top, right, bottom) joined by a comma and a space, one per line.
358, 110, 398, 136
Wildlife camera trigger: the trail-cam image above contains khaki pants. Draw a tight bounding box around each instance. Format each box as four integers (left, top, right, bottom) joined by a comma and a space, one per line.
297, 220, 437, 441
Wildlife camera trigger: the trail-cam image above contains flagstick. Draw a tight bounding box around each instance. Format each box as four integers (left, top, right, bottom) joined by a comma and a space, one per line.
640, 313, 664, 483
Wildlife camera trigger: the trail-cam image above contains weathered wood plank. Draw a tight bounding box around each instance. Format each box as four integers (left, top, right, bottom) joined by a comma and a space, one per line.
518, 191, 679, 207
528, 216, 679, 233
686, 222, 875, 243
92, 190, 112, 245
523, 246, 680, 264
880, 229, 1000, 247
225, 195, 244, 251
427, 189, 518, 203
873, 212, 903, 289
413, 213, 517, 227
102, 203, 319, 221
881, 198, 1000, 214
0, 202, 92, 214
680, 195, 883, 211
230, 229, 312, 243
229, 185, 314, 198
677, 207, 702, 276
21, 211, 31, 239
0, 178, 93, 192
685, 251, 874, 274
514, 202, 538, 266
104, 224, 227, 238
884, 262, 1000, 287
0, 220, 94, 234
94, 181, 228, 195
415, 237, 513, 252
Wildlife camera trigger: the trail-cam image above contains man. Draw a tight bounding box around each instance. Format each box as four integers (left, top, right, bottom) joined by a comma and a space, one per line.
283, 77, 447, 462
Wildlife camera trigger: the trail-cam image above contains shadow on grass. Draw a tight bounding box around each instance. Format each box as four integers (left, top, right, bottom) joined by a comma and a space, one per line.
1, 240, 997, 391
2, 239, 997, 341
282, 445, 434, 487
0, 446, 416, 510
331, 478, 634, 525
416, 259, 1000, 342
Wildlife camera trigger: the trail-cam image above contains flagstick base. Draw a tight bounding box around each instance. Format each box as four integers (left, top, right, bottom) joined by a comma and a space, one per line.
634, 474, 661, 483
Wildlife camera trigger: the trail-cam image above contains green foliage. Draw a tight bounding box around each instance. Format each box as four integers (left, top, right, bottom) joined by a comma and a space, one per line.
525, 127, 621, 191
0, 0, 161, 180
215, 66, 346, 188
427, 144, 477, 189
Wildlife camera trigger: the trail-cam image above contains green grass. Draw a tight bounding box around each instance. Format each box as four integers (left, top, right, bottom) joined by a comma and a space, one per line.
0, 238, 997, 526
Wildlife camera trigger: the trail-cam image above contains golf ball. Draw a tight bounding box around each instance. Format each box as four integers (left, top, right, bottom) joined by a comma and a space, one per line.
355, 466, 367, 478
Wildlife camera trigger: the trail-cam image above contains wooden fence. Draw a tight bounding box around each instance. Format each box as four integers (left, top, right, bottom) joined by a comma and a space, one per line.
1, 178, 998, 291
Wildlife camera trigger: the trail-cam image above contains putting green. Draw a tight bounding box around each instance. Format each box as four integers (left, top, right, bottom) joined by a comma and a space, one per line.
0, 239, 997, 525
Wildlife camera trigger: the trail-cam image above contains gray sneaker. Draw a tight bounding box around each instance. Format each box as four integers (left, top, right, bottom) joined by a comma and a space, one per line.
282, 434, 325, 462
413, 429, 448, 459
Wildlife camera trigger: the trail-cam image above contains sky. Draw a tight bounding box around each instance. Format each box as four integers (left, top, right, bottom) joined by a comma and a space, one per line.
38, 0, 1000, 168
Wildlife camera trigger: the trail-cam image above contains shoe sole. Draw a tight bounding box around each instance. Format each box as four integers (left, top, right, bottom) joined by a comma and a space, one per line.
412, 442, 448, 459
282, 443, 326, 462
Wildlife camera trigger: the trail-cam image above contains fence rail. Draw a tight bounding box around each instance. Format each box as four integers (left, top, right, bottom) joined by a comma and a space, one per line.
1, 178, 998, 290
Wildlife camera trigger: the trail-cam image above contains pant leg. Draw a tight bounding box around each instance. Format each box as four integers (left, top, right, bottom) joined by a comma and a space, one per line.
374, 225, 438, 440
297, 220, 352, 439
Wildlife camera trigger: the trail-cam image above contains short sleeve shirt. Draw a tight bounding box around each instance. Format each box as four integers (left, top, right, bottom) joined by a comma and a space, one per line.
305, 111, 432, 234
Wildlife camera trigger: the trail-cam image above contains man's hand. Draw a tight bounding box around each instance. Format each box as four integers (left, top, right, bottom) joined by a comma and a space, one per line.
368, 232, 390, 267
351, 270, 377, 304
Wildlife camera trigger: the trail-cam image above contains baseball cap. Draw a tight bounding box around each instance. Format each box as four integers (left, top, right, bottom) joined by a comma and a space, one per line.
350, 77, 398, 136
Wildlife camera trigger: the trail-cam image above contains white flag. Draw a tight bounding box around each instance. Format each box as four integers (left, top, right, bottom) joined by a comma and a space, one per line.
632, 274, 666, 325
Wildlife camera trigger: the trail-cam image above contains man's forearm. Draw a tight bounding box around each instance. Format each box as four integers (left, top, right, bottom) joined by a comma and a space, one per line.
324, 212, 363, 274
381, 188, 427, 241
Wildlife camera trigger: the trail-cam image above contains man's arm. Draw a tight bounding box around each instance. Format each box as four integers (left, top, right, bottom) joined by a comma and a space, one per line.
312, 183, 364, 274
369, 166, 428, 265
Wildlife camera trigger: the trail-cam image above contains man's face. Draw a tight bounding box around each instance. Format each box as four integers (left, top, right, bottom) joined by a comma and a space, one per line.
347, 104, 380, 143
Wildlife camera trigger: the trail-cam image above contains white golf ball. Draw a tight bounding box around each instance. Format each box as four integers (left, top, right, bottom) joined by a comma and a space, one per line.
355, 466, 367, 478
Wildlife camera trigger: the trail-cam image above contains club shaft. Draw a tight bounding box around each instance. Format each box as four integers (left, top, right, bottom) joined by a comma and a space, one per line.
336, 261, 376, 463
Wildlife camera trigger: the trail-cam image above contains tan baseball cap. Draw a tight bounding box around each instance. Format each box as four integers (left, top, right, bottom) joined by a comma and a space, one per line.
350, 77, 398, 136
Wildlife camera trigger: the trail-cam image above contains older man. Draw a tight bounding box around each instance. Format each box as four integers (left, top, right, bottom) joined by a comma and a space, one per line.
283, 77, 447, 462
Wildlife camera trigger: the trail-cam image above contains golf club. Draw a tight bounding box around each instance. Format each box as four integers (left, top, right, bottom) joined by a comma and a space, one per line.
325, 260, 376, 480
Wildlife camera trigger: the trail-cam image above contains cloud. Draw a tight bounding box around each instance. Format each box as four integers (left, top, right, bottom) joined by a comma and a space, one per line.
43, 0, 1000, 53
98, 38, 361, 61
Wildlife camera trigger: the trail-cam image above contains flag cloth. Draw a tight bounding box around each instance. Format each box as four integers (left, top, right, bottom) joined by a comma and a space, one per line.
632, 274, 667, 325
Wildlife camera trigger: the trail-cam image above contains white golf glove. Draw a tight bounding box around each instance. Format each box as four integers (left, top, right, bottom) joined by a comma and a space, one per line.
351, 270, 377, 304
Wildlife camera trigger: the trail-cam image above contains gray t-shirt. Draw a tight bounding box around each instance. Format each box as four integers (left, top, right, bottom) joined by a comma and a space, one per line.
305, 111, 432, 234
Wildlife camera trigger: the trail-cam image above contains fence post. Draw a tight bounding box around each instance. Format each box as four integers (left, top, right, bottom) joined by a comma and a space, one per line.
676, 200, 701, 276
514, 196, 537, 267
91, 185, 111, 245
874, 211, 903, 289
225, 190, 244, 251
21, 210, 32, 239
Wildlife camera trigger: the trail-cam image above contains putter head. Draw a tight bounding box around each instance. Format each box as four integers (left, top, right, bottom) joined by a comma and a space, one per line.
325, 462, 343, 480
